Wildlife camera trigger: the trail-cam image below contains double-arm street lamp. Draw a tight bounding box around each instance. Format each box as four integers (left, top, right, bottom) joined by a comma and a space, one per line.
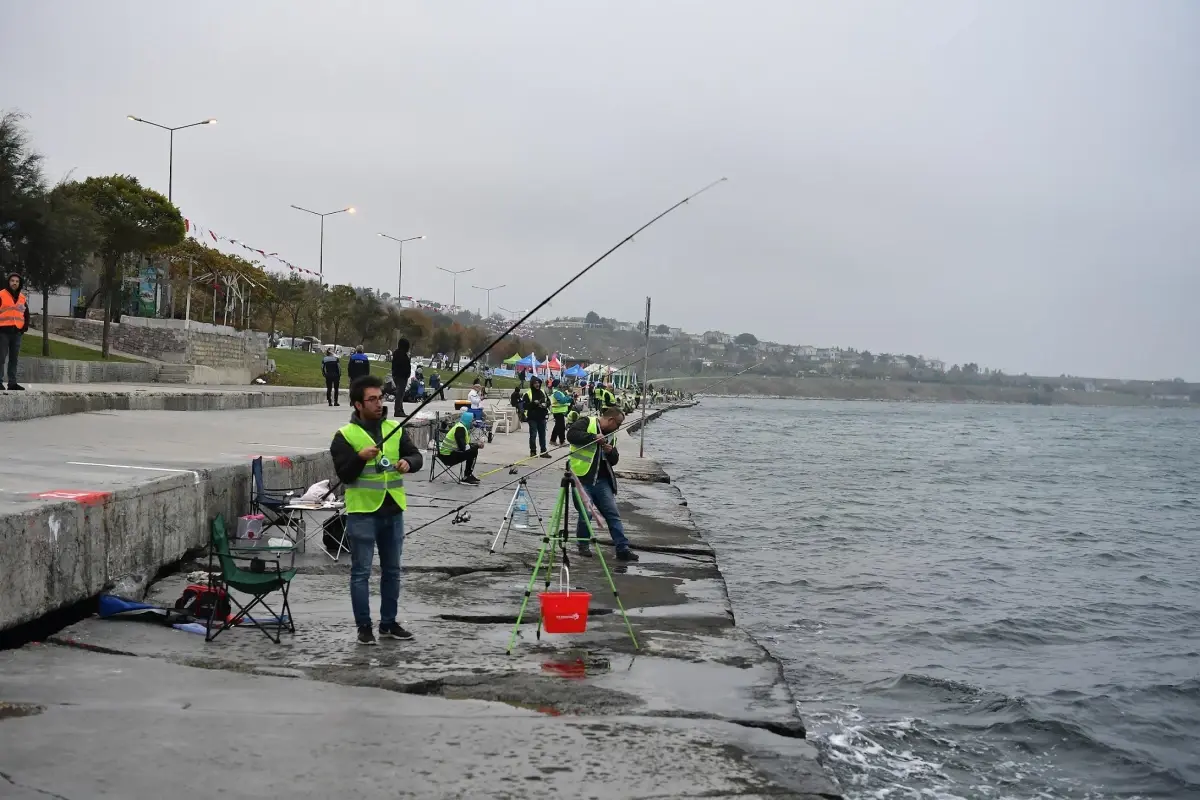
377, 233, 425, 300
289, 204, 356, 287
126, 115, 217, 202
437, 266, 474, 311
472, 283, 505, 319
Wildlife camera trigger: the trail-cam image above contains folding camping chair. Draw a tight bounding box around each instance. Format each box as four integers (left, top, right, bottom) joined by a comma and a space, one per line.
205, 514, 296, 644
250, 456, 306, 539
428, 439, 467, 484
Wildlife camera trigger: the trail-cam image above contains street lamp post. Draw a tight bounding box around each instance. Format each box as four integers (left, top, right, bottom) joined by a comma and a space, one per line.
290, 204, 355, 340
377, 233, 425, 301
437, 267, 474, 311
471, 283, 506, 319
126, 115, 217, 203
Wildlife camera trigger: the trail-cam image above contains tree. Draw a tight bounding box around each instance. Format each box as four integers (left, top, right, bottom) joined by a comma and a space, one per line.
323, 284, 357, 347
394, 308, 433, 353
655, 323, 670, 335
19, 184, 100, 355
585, 310, 601, 325
62, 175, 183, 357
0, 110, 47, 271
734, 332, 758, 346
277, 274, 309, 341
351, 290, 383, 345
859, 351, 875, 365
905, 355, 919, 369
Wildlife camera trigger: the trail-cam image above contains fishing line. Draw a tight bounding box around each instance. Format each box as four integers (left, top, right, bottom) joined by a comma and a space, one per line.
324, 178, 727, 497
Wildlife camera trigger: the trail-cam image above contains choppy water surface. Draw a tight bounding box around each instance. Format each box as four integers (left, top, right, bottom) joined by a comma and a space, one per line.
643, 398, 1200, 799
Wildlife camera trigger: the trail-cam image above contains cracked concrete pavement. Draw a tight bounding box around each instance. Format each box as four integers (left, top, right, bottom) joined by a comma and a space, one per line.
0, 400, 841, 798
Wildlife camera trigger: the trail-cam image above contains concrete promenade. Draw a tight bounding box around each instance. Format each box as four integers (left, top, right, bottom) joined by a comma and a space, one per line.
0, 398, 841, 798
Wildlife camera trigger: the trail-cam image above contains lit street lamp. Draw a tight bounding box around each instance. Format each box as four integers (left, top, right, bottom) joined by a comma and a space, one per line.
471, 283, 505, 319
437, 266, 474, 311
377, 233, 425, 301
126, 115, 217, 202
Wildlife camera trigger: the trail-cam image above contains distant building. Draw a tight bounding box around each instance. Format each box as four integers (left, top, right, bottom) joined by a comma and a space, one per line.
924, 358, 945, 372
795, 345, 817, 358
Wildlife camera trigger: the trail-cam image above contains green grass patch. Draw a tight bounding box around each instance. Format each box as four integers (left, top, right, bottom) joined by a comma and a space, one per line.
264, 348, 520, 390
20, 334, 135, 362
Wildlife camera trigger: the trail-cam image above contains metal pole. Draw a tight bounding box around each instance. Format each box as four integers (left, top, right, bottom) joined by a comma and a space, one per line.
168, 129, 174, 203
318, 215, 325, 340
397, 240, 403, 299
638, 296, 651, 458
184, 259, 192, 330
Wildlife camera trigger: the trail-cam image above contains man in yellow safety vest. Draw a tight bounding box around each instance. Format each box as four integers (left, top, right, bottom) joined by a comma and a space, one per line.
0, 272, 30, 390
566, 405, 638, 562
330, 374, 424, 645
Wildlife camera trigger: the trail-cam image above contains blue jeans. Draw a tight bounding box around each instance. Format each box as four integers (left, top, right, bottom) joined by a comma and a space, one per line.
0, 330, 21, 385
347, 512, 405, 628
574, 479, 630, 552
528, 416, 547, 453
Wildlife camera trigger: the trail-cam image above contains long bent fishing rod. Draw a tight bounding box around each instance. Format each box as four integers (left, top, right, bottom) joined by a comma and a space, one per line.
326, 177, 727, 491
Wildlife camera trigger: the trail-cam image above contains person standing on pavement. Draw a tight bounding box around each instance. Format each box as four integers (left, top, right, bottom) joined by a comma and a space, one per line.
523, 375, 551, 458
330, 375, 424, 646
548, 379, 571, 447
321, 347, 341, 406
0, 273, 30, 391
567, 405, 638, 561
467, 381, 486, 425
391, 338, 411, 416
348, 345, 371, 385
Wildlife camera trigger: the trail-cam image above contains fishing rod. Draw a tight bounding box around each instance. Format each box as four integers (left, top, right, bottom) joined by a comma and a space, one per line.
685, 360, 765, 395
325, 178, 727, 492
405, 408, 666, 539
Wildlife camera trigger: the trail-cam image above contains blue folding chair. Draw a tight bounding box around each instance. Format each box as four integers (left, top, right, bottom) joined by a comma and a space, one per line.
250, 457, 306, 538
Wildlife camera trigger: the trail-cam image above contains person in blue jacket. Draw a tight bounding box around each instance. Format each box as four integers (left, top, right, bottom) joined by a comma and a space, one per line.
347, 345, 371, 383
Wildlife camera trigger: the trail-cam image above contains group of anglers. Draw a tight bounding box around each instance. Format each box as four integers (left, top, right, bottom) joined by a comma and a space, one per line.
331, 372, 638, 646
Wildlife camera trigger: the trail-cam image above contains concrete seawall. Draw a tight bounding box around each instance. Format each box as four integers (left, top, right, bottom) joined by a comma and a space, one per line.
0, 399, 841, 797
0, 385, 331, 422
0, 415, 435, 630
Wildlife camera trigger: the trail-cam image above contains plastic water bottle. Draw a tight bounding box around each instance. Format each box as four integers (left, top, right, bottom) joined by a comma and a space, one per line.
513, 487, 530, 529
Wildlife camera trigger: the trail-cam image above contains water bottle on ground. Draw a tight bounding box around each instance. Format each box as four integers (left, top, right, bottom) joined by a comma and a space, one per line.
513, 486, 530, 529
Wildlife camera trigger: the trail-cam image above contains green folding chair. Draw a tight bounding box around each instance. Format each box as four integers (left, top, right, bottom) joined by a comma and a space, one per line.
205, 514, 297, 644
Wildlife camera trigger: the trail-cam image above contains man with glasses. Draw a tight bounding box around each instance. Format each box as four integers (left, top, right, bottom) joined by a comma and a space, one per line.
329, 375, 424, 645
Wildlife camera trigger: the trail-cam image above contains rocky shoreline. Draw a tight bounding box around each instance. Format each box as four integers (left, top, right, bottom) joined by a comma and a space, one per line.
0, 401, 841, 798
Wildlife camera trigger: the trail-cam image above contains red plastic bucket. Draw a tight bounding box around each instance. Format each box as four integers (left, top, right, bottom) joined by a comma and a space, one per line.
538, 591, 591, 633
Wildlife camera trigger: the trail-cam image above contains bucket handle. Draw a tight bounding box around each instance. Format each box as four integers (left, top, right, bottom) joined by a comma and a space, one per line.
559, 564, 569, 595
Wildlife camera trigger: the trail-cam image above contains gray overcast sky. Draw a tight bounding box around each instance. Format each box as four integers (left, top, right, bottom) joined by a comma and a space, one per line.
3, 1, 1196, 379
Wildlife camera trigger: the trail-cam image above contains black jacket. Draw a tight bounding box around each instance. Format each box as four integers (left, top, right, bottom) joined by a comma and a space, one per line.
330, 412, 424, 515
524, 386, 550, 421
321, 355, 340, 379
391, 350, 411, 385
566, 416, 620, 489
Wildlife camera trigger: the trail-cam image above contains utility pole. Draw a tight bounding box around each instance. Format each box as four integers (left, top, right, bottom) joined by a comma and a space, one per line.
638, 296, 651, 458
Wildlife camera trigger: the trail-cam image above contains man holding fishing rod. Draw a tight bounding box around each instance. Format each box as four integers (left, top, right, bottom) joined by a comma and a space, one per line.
568, 405, 638, 562
330, 375, 424, 646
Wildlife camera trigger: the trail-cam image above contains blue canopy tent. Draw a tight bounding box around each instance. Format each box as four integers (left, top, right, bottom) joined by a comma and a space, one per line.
563, 364, 587, 378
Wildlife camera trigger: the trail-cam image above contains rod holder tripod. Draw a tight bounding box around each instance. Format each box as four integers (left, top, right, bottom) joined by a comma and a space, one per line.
505, 470, 639, 654
489, 478, 546, 554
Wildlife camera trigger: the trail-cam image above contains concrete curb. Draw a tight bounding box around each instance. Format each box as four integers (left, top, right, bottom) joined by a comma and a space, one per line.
0, 418, 436, 631
0, 388, 330, 422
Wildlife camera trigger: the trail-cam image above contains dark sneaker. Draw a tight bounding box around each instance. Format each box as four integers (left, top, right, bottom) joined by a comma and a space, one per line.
576, 543, 593, 557
379, 622, 413, 640
539, 452, 552, 459
7, 383, 25, 391
616, 549, 640, 562
357, 625, 377, 646
462, 475, 481, 485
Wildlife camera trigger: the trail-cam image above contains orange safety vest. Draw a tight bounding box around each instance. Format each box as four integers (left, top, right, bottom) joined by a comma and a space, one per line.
0, 290, 27, 329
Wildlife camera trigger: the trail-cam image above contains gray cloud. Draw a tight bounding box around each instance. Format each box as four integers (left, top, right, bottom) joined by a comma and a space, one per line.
2, 0, 1196, 379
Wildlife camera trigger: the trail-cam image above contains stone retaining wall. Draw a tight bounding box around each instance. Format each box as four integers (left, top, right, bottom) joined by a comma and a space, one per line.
34, 316, 268, 377
16, 357, 160, 385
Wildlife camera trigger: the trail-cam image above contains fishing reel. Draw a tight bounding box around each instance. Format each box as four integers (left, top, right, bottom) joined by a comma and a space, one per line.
452, 508, 472, 525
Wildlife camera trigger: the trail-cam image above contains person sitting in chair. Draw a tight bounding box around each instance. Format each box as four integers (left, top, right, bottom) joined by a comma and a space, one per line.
437, 411, 481, 485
